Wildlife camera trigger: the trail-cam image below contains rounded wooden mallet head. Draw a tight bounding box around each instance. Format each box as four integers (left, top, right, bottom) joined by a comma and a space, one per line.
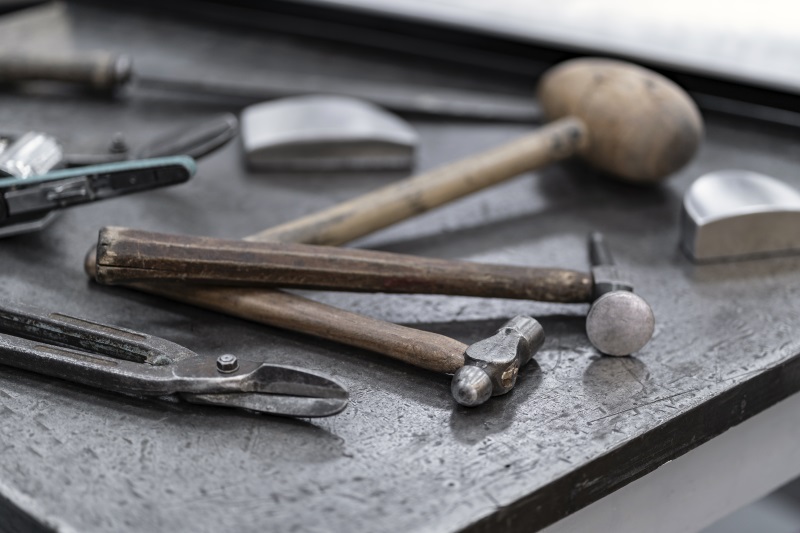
537, 58, 704, 184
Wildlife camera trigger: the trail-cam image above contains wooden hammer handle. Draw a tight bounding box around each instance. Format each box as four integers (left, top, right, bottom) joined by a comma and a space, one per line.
96, 227, 593, 302
127, 282, 467, 374
248, 117, 587, 244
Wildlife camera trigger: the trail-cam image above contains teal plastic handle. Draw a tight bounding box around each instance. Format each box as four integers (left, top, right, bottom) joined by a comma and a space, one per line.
0, 155, 197, 190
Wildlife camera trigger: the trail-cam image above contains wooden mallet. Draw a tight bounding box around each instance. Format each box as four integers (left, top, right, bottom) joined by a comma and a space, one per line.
85, 58, 702, 403
243, 57, 703, 246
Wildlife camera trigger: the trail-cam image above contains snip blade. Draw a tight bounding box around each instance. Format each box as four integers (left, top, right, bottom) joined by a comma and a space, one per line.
183, 392, 348, 418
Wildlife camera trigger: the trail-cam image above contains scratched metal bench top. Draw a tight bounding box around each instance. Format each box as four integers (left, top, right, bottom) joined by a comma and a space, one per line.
1, 3, 799, 532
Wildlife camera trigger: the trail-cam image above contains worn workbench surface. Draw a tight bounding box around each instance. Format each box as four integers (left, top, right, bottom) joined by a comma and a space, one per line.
1, 3, 800, 532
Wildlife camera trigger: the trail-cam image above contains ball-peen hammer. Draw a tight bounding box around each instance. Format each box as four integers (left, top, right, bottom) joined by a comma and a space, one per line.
94, 227, 654, 357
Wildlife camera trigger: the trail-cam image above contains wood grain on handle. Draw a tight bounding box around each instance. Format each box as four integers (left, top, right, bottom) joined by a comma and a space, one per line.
0, 53, 132, 91
129, 282, 468, 374
86, 252, 467, 372
248, 117, 587, 244
96, 227, 593, 303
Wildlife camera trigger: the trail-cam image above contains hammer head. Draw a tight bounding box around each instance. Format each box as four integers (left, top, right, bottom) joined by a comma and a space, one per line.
586, 291, 654, 356
450, 316, 545, 407
587, 265, 655, 356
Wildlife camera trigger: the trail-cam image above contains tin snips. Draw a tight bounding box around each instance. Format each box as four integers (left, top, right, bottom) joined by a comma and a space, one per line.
0, 302, 348, 417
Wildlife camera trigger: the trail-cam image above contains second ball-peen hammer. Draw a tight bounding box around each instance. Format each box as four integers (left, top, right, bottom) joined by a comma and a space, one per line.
94, 227, 655, 357
91, 271, 546, 407
84, 58, 697, 404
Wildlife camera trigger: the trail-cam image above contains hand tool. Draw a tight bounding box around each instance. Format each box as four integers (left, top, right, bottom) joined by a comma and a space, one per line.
0, 301, 348, 417
0, 113, 238, 168
241, 95, 417, 171
85, 57, 690, 401
239, 57, 702, 246
0, 52, 539, 122
91, 227, 653, 356
681, 169, 800, 262
0, 156, 195, 238
126, 113, 238, 162
586, 232, 654, 356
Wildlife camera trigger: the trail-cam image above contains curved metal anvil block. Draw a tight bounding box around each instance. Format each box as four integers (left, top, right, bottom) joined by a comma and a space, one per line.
681, 169, 800, 262
241, 95, 418, 171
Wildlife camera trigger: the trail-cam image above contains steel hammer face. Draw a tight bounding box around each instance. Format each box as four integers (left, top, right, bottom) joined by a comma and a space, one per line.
585, 233, 655, 357
450, 316, 545, 407
587, 266, 655, 357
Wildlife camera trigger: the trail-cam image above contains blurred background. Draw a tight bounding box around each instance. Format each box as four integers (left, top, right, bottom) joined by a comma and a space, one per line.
702, 478, 800, 533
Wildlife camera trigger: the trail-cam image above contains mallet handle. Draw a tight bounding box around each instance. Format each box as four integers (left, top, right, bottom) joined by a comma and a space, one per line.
96, 227, 593, 302
248, 117, 587, 244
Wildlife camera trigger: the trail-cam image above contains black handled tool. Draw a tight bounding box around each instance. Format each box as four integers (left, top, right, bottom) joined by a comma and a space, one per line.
0, 52, 539, 122
0, 113, 238, 168
63, 112, 238, 167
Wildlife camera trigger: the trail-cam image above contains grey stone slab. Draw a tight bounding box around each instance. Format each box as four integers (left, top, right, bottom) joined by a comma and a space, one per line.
0, 3, 799, 533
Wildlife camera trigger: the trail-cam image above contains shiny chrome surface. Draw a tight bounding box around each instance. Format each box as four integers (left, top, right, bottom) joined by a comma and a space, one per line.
450, 315, 545, 406
681, 169, 800, 261
241, 95, 418, 171
587, 232, 655, 356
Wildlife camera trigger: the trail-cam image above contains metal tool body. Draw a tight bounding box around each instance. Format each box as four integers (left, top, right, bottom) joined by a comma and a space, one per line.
586, 232, 655, 356
451, 316, 545, 406
681, 169, 800, 262
0, 156, 196, 237
0, 113, 237, 168
63, 113, 238, 167
0, 302, 348, 417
